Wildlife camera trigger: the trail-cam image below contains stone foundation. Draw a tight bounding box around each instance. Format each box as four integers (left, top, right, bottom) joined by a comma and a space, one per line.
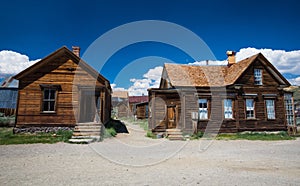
13, 127, 74, 134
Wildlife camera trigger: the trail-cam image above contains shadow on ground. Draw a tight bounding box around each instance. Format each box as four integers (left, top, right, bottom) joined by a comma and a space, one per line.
105, 119, 129, 133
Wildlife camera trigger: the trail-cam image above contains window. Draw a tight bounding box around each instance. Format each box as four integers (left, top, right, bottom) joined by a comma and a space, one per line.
224, 99, 233, 119
246, 99, 255, 119
254, 69, 262, 85
266, 100, 275, 119
42, 88, 57, 112
198, 99, 208, 120
284, 94, 294, 126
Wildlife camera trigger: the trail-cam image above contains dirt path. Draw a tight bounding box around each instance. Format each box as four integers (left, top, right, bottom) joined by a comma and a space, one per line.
0, 122, 300, 185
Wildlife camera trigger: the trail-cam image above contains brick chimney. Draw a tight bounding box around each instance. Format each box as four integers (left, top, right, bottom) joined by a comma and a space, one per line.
72, 46, 80, 57
226, 51, 236, 67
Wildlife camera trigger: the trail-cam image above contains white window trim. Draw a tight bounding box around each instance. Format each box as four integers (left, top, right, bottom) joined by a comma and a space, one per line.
198, 99, 208, 120
246, 99, 255, 119
224, 99, 234, 119
254, 68, 263, 85
266, 99, 276, 120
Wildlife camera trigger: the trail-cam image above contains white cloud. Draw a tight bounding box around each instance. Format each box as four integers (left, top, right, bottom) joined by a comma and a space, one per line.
112, 66, 163, 96
0, 50, 40, 75
235, 47, 300, 75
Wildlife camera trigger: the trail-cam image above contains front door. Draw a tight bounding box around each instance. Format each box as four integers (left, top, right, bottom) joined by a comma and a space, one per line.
167, 105, 176, 129
79, 90, 100, 123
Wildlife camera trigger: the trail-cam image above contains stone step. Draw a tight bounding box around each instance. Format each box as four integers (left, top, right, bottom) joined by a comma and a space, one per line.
73, 128, 101, 132
75, 126, 101, 129
72, 131, 101, 136
76, 123, 102, 127
69, 138, 96, 144
168, 135, 184, 140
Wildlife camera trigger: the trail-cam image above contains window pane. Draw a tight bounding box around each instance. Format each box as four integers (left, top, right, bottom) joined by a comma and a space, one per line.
50, 89, 56, 99
49, 101, 55, 111
254, 69, 262, 85
198, 99, 208, 119
266, 100, 275, 119
246, 99, 255, 118
224, 99, 233, 119
284, 93, 294, 126
43, 101, 49, 111
42, 88, 57, 112
44, 89, 49, 99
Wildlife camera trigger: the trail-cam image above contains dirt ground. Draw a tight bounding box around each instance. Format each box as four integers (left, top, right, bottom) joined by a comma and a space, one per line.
1, 122, 300, 186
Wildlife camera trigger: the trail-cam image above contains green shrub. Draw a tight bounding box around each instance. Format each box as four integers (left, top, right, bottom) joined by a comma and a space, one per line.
103, 128, 117, 138
190, 131, 204, 140
146, 131, 156, 139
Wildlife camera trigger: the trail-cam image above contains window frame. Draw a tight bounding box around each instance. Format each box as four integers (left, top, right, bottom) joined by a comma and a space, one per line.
198, 98, 209, 120
39, 84, 60, 113
265, 99, 276, 120
284, 93, 295, 126
254, 68, 263, 85
245, 99, 255, 119
223, 99, 234, 119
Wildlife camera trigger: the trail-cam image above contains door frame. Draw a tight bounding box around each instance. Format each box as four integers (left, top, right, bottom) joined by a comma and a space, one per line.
166, 105, 177, 129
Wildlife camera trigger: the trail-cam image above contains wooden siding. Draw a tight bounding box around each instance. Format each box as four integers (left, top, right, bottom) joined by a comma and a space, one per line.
16, 55, 111, 127
150, 58, 289, 134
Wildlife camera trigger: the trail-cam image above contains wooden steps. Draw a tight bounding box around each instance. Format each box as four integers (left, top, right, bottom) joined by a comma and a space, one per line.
69, 122, 102, 143
166, 128, 184, 140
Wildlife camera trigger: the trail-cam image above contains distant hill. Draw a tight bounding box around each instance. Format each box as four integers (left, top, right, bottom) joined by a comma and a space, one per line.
283, 73, 300, 79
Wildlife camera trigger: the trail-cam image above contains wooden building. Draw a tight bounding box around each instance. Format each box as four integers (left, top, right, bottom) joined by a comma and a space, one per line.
14, 46, 111, 129
135, 102, 149, 119
0, 77, 18, 116
149, 52, 295, 135
129, 96, 148, 116
112, 91, 129, 118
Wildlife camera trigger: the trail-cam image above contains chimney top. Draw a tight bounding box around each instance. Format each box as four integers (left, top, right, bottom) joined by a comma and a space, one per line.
226, 50, 236, 67
72, 46, 80, 57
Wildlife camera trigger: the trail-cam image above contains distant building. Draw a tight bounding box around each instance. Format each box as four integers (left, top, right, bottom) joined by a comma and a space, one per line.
112, 91, 129, 118
129, 96, 148, 117
0, 76, 18, 116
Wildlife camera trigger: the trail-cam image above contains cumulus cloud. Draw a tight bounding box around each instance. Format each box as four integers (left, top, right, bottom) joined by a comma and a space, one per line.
0, 50, 40, 75
112, 66, 163, 96
235, 47, 300, 75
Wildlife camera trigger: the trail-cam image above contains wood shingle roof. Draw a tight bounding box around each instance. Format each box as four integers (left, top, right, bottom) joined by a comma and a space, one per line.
164, 53, 289, 87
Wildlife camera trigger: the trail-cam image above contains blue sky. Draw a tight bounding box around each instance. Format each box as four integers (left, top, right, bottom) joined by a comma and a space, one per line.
1, 0, 300, 94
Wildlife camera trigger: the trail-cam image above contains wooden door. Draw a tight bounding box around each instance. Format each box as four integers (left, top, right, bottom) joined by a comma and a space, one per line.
167, 105, 176, 129
79, 91, 100, 123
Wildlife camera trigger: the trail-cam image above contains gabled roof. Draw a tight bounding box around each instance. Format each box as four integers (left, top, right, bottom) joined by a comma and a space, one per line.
128, 96, 148, 103
163, 53, 290, 87
14, 46, 111, 89
112, 91, 128, 98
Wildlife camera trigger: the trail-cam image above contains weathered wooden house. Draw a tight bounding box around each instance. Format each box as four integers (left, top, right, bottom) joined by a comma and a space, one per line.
135, 102, 149, 119
13, 46, 111, 131
0, 77, 18, 116
129, 96, 148, 116
112, 91, 129, 118
149, 52, 295, 135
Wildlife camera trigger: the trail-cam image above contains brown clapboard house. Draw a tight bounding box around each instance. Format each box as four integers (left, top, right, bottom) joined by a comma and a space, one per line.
149, 51, 296, 137
14, 46, 111, 132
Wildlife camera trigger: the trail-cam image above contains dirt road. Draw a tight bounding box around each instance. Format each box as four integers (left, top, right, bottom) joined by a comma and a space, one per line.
1, 122, 299, 185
